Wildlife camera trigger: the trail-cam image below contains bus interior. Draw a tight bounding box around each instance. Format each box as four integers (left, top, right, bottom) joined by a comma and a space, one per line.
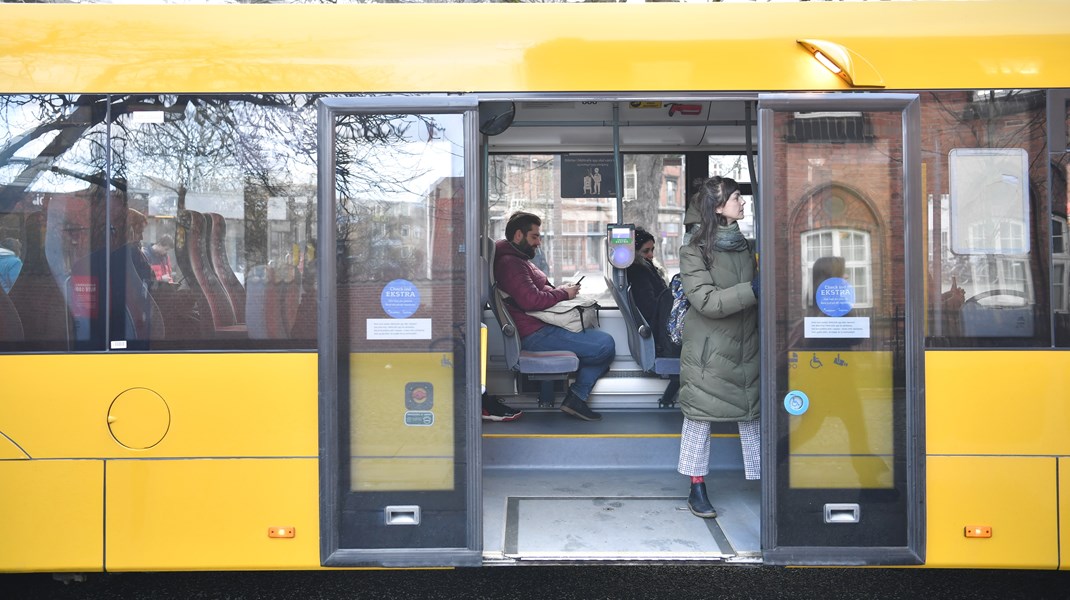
476, 98, 762, 562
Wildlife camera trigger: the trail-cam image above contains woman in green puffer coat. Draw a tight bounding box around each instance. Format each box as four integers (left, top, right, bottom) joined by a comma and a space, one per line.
676, 176, 760, 519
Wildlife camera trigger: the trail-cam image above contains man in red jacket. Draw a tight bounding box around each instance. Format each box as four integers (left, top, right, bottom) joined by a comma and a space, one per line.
493, 212, 615, 421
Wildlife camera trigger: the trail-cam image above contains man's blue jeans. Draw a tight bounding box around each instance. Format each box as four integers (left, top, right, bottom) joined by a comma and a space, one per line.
522, 325, 615, 401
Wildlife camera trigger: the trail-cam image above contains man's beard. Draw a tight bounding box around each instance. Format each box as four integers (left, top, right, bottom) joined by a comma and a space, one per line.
514, 239, 537, 259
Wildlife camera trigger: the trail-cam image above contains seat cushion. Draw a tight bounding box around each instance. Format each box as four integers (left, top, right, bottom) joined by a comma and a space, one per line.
654, 357, 680, 376
518, 350, 579, 374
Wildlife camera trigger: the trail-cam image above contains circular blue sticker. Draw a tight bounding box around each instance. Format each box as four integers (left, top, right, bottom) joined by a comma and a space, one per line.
783, 391, 810, 416
609, 245, 635, 269
815, 277, 855, 317
381, 279, 420, 319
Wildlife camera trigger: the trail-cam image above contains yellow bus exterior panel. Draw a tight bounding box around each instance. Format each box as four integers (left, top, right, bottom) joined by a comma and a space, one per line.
1061, 458, 1070, 571
0, 2, 1068, 94
0, 432, 29, 459
106, 458, 318, 571
926, 352, 1070, 456
0, 460, 103, 573
0, 354, 317, 459
350, 458, 456, 493
787, 351, 893, 489
349, 353, 455, 492
789, 456, 893, 491
927, 456, 1057, 569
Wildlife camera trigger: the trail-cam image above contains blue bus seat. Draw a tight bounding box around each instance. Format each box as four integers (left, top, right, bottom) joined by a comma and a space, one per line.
606, 270, 679, 380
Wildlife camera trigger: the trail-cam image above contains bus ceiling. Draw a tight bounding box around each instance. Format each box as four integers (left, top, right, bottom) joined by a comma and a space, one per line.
480, 98, 758, 154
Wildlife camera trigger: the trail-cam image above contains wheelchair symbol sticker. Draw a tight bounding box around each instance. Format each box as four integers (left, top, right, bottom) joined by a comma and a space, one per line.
784, 391, 810, 416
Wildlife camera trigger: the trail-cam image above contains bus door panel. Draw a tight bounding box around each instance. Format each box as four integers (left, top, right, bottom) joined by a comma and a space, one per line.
758, 94, 924, 565
317, 97, 481, 567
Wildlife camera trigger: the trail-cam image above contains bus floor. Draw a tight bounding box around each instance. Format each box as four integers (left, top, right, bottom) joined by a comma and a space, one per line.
481, 410, 761, 563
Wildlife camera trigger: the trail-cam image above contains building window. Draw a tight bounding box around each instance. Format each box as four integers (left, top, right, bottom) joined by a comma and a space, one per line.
623, 164, 637, 202
788, 112, 871, 144
1051, 216, 1068, 313
801, 229, 873, 308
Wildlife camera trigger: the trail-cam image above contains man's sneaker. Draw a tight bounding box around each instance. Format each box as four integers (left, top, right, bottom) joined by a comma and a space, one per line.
560, 392, 602, 422
482, 395, 523, 422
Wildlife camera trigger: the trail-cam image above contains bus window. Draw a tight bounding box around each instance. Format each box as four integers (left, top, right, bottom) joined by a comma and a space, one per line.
924, 90, 1051, 347
487, 153, 686, 306
0, 95, 109, 352
625, 155, 686, 281
0, 94, 324, 352
112, 94, 319, 351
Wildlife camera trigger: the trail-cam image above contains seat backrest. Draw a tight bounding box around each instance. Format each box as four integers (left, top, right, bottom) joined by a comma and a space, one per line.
486, 239, 522, 371
0, 288, 25, 342
606, 269, 656, 372
174, 210, 207, 333
205, 213, 246, 323
193, 211, 237, 329
244, 264, 270, 339
271, 265, 302, 339
179, 210, 236, 330
10, 210, 71, 346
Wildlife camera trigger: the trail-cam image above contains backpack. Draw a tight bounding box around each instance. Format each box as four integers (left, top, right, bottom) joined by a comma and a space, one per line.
666, 273, 689, 345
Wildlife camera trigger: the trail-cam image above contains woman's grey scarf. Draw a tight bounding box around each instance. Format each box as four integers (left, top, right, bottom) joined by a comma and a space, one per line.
713, 222, 749, 252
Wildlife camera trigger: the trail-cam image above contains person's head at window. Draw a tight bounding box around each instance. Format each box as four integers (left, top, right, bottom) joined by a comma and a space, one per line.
811, 256, 846, 305
151, 234, 174, 257
690, 176, 744, 261
126, 209, 148, 245
813, 256, 846, 285
634, 226, 655, 261
505, 211, 542, 259
693, 176, 743, 230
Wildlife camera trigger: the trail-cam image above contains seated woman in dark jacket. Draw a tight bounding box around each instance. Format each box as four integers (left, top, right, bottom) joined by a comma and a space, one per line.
627, 227, 681, 408
627, 227, 680, 358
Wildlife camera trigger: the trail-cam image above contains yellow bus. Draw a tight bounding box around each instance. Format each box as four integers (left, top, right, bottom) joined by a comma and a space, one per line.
0, 0, 1068, 572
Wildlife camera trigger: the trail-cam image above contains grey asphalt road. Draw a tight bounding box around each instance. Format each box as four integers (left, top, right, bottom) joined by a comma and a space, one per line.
4, 566, 1067, 600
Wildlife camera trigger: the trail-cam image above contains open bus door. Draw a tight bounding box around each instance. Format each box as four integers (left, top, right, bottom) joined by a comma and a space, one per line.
317, 97, 482, 567
758, 93, 925, 565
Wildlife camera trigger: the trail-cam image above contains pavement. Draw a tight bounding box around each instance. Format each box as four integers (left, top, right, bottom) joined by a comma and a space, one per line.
4, 566, 1068, 600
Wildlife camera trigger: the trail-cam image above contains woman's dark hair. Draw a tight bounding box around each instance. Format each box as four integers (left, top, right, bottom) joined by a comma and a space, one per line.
634, 226, 655, 250
689, 176, 740, 263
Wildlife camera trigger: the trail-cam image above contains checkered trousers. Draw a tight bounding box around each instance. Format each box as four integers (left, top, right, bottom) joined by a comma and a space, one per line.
738, 419, 761, 480
677, 416, 761, 480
